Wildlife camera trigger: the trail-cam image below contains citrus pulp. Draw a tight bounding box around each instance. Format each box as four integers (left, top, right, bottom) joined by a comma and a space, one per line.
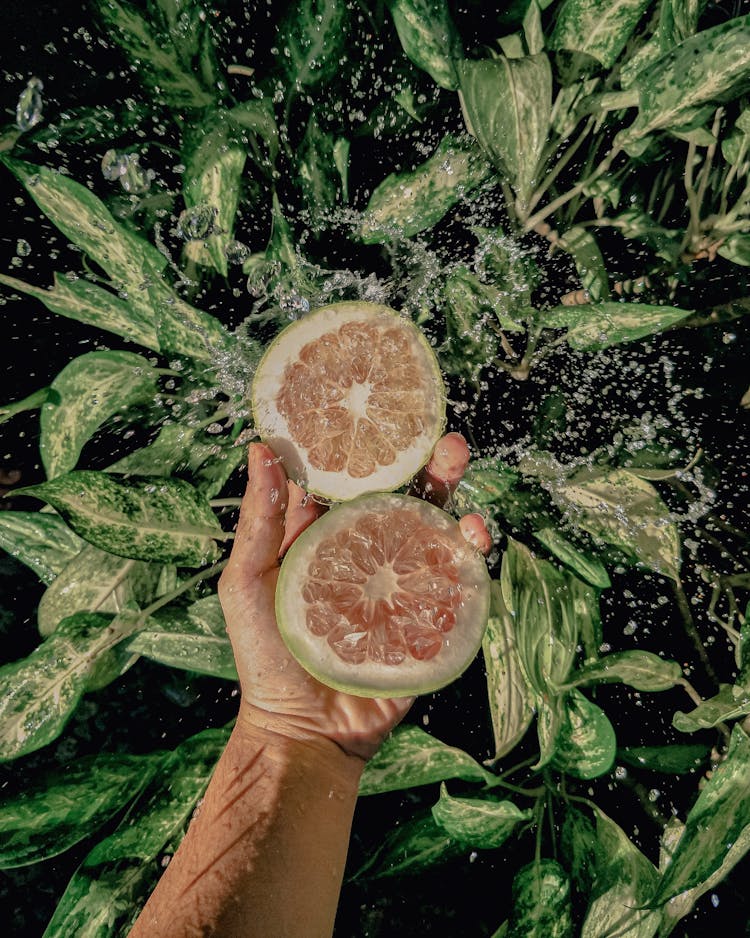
276, 493, 491, 697
251, 301, 446, 500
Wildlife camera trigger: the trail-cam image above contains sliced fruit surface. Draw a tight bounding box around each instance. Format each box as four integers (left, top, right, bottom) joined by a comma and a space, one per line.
251, 301, 446, 500
276, 493, 491, 698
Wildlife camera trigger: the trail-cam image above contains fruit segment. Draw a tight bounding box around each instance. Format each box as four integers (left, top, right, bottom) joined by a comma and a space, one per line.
276, 322, 430, 477
302, 508, 464, 667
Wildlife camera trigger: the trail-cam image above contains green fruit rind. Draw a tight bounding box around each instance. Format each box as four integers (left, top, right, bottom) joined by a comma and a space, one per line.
251, 301, 446, 501
276, 493, 491, 698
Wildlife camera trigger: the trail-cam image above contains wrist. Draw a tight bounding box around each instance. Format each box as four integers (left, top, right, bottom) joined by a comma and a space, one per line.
234, 702, 367, 786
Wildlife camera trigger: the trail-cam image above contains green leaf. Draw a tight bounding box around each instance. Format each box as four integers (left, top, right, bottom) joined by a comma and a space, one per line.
182, 593, 226, 635
569, 651, 683, 693
40, 351, 158, 479
432, 783, 531, 849
673, 682, 750, 732
0, 272, 160, 350
183, 109, 247, 277
458, 53, 552, 210
0, 511, 84, 585
36, 543, 164, 638
18, 471, 226, 567
107, 424, 199, 477
610, 209, 683, 265
358, 724, 494, 796
95, 0, 216, 109
230, 98, 280, 165
532, 527, 611, 589
43, 726, 229, 938
455, 459, 522, 507
332, 137, 350, 202
125, 607, 237, 681
618, 743, 711, 775
561, 806, 598, 897
360, 134, 492, 243
507, 859, 573, 938
618, 16, 750, 152
483, 581, 535, 763
551, 76, 600, 138
298, 112, 340, 230
549, 0, 652, 69
581, 808, 660, 938
193, 442, 246, 499
568, 575, 603, 661
0, 612, 142, 761
542, 301, 692, 349
277, 0, 349, 91
353, 812, 462, 879
717, 234, 750, 267
659, 816, 750, 935
441, 268, 499, 380
523, 0, 544, 55
652, 726, 750, 904
501, 538, 578, 696
549, 468, 681, 580
536, 694, 565, 769
385, 0, 463, 90
0, 386, 49, 425
443, 265, 524, 365
556, 227, 609, 302
2, 159, 230, 361
721, 107, 750, 166
553, 690, 617, 780
3, 157, 165, 288
0, 752, 161, 868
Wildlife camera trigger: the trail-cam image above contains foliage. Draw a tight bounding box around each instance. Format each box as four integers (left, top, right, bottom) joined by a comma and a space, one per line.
0, 0, 749, 934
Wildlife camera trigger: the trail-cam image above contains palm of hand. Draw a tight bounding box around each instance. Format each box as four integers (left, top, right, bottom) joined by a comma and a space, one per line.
221, 560, 412, 761
219, 438, 487, 762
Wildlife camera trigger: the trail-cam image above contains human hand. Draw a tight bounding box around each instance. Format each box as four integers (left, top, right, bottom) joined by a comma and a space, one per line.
218, 435, 491, 761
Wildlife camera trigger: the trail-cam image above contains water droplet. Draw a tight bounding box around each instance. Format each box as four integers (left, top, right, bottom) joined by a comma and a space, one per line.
102, 150, 151, 194
177, 203, 218, 241
102, 149, 127, 181
120, 154, 151, 195
15, 239, 31, 257
16, 77, 43, 131
279, 292, 310, 318
225, 240, 250, 265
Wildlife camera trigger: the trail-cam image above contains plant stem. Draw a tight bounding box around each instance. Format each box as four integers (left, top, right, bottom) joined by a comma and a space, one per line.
617, 774, 669, 827
523, 147, 622, 234
678, 677, 704, 708
141, 560, 229, 619
673, 579, 720, 690
682, 139, 702, 253
527, 116, 595, 216
695, 109, 723, 215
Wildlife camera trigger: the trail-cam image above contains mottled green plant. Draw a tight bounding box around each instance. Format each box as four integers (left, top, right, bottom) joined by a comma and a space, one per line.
1, 0, 750, 934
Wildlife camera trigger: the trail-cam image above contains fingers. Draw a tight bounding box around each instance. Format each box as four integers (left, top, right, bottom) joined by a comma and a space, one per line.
412, 432, 470, 506
223, 443, 289, 583
279, 481, 325, 556
459, 513, 493, 555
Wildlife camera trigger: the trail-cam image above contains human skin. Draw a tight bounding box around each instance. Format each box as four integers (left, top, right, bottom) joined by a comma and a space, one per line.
128, 434, 489, 938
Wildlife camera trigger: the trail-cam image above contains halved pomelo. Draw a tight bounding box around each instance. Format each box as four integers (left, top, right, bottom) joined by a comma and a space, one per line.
251, 301, 446, 500
276, 493, 491, 698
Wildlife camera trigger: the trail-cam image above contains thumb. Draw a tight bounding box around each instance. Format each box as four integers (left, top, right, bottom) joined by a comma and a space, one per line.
223, 443, 289, 585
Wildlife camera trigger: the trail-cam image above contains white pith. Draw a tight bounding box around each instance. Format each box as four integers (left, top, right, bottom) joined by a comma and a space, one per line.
251, 302, 446, 500
276, 493, 491, 698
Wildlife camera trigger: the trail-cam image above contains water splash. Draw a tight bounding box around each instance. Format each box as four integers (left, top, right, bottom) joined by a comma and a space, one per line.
177, 203, 218, 241
16, 77, 44, 131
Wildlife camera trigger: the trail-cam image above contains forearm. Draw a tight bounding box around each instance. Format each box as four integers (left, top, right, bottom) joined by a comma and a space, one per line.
129, 715, 365, 938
